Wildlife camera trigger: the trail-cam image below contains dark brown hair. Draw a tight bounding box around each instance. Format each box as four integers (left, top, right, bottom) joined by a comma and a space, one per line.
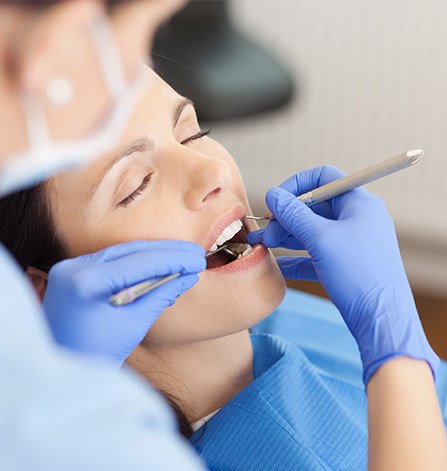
0, 183, 194, 437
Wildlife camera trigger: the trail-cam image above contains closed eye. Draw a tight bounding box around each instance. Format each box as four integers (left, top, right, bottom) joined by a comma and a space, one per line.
118, 130, 210, 208
118, 173, 151, 208
181, 129, 210, 145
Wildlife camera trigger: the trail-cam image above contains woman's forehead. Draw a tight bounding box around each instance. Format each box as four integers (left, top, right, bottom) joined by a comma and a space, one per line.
141, 66, 181, 106
123, 67, 184, 133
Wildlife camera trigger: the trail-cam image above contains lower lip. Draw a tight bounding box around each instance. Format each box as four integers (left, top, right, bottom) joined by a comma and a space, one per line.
207, 244, 268, 274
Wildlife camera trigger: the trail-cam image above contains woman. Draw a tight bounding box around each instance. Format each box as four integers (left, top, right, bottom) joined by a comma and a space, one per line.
1, 65, 446, 469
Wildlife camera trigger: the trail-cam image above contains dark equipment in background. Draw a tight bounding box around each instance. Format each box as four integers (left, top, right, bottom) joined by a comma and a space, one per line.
153, 0, 294, 121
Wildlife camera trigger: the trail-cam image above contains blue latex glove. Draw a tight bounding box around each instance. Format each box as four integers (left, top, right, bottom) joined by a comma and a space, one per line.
43, 240, 205, 367
247, 166, 439, 384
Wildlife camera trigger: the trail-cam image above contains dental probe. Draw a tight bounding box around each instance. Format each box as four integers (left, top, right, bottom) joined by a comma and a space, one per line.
109, 244, 237, 306
244, 149, 424, 221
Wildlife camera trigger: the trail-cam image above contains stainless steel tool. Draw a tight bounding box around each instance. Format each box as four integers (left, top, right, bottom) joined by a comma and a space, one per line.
244, 149, 424, 221
109, 244, 238, 306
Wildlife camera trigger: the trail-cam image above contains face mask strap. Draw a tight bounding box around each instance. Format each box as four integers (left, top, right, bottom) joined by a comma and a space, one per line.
18, 14, 123, 156
0, 16, 152, 196
88, 14, 127, 100
20, 95, 51, 157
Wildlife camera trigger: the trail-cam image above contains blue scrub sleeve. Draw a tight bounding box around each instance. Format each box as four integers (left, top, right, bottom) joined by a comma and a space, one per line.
0, 245, 205, 471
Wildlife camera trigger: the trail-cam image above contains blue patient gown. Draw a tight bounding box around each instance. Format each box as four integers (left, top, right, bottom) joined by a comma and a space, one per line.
190, 289, 447, 471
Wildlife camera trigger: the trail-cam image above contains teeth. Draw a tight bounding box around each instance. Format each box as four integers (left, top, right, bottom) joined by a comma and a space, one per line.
242, 246, 253, 257
209, 219, 243, 252
237, 245, 252, 259
229, 242, 253, 260
227, 242, 246, 255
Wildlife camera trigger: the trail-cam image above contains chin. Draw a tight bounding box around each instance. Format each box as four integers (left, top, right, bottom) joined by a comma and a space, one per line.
146, 248, 286, 346
228, 250, 287, 329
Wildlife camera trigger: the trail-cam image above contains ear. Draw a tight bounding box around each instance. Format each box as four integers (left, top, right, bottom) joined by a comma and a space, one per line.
26, 266, 48, 303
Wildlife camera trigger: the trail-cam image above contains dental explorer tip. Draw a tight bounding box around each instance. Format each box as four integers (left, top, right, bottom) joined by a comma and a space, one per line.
406, 149, 424, 165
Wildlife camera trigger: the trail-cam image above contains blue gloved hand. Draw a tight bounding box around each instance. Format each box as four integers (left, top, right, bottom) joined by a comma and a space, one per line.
43, 240, 205, 368
247, 166, 439, 384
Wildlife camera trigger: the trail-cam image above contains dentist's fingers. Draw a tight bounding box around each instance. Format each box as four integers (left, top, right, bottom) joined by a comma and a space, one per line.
93, 249, 206, 294
278, 166, 349, 220
264, 224, 307, 249
49, 243, 207, 300
246, 229, 263, 246
265, 187, 328, 248
276, 256, 318, 281
126, 273, 200, 318
248, 166, 353, 249
93, 240, 205, 262
247, 228, 306, 250
261, 220, 294, 248
278, 165, 347, 196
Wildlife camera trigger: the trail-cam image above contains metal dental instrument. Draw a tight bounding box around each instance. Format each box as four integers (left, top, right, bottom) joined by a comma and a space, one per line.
244, 149, 424, 221
109, 244, 238, 306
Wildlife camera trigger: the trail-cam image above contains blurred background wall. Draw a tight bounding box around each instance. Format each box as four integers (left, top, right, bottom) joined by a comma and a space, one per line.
206, 0, 447, 298
154, 0, 447, 357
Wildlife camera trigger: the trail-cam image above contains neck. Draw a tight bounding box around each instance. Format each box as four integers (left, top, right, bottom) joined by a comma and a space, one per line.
126, 330, 254, 423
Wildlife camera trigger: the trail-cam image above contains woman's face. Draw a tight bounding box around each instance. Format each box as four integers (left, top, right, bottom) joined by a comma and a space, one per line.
48, 67, 286, 347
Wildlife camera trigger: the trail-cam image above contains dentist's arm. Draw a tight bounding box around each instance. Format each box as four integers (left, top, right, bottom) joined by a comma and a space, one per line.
367, 357, 447, 470
43, 239, 206, 367
0, 245, 206, 471
248, 165, 447, 469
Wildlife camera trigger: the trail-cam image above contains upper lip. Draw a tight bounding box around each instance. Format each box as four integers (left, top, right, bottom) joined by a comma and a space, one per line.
204, 203, 246, 252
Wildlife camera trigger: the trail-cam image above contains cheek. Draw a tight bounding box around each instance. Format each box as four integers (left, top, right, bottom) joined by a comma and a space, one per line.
62, 201, 187, 256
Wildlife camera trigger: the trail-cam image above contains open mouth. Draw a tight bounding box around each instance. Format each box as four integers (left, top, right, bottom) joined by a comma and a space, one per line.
206, 219, 252, 269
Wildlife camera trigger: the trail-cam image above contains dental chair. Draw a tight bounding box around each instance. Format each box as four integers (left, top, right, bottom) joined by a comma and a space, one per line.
153, 0, 294, 121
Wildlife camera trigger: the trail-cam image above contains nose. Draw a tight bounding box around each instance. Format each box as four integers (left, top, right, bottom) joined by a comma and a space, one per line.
171, 147, 232, 211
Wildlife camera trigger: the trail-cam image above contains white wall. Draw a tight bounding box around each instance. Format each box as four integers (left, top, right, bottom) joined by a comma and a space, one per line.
210, 0, 447, 295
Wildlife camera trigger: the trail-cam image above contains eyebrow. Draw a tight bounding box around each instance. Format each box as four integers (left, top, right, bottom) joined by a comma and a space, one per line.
173, 98, 194, 127
88, 98, 194, 199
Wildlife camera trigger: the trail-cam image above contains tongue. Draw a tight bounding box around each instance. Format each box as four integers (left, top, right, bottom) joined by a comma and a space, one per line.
206, 250, 235, 269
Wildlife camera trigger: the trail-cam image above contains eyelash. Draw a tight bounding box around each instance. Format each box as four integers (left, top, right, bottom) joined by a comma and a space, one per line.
181, 129, 210, 145
118, 129, 211, 208
119, 173, 152, 207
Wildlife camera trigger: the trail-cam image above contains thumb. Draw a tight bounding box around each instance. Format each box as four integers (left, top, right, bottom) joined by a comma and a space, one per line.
246, 229, 264, 246
266, 187, 325, 246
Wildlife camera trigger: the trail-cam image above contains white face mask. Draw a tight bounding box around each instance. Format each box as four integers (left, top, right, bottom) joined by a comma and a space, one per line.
0, 16, 149, 197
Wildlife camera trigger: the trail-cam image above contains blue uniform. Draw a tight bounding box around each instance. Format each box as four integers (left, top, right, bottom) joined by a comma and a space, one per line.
0, 245, 205, 471
191, 289, 447, 470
